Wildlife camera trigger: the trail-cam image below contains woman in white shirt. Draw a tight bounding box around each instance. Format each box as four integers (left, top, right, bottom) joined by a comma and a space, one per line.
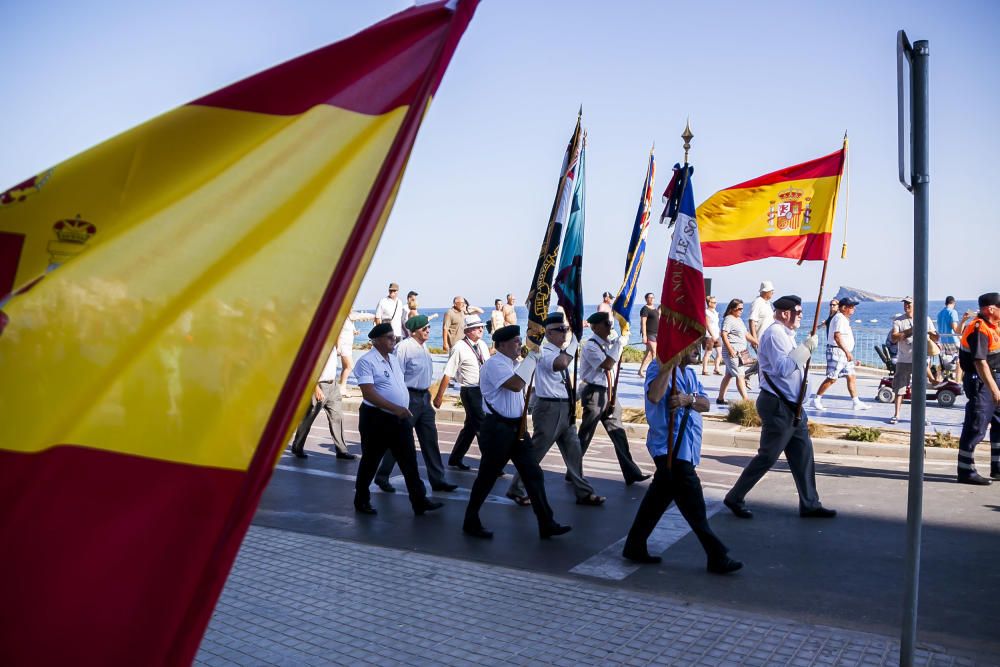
716, 299, 757, 404
702, 295, 723, 376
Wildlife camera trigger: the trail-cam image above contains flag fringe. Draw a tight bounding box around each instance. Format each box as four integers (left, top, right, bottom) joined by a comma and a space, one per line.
657, 305, 706, 369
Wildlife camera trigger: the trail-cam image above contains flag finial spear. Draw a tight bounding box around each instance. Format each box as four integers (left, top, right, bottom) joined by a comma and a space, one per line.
578, 105, 583, 118
681, 119, 694, 164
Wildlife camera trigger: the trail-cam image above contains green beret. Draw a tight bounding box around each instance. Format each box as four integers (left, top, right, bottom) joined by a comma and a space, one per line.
492, 325, 520, 342
405, 314, 429, 332
368, 322, 394, 339
587, 312, 611, 326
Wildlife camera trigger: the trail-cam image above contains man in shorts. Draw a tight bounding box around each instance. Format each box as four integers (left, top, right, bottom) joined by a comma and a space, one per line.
810, 298, 868, 411
890, 296, 939, 424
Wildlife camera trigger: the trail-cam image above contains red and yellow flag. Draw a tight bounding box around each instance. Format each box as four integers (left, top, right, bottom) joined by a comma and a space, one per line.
0, 2, 478, 664
697, 142, 846, 267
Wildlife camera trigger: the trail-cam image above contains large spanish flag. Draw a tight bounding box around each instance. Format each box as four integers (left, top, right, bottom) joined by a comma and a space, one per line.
0, 2, 478, 664
697, 142, 846, 267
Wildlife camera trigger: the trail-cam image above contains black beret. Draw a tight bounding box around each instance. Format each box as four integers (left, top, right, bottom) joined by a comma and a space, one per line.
368, 322, 394, 339
492, 325, 520, 342
543, 313, 565, 327
772, 295, 802, 311
838, 298, 859, 308
979, 292, 1000, 308
587, 312, 611, 326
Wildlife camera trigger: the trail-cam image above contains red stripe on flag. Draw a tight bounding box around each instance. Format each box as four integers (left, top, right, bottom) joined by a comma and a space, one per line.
656, 260, 706, 366
192, 2, 454, 116
0, 446, 245, 666
701, 233, 832, 268
723, 150, 844, 190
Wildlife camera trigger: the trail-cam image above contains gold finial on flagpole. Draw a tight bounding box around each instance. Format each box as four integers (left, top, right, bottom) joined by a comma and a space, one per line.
681, 119, 694, 163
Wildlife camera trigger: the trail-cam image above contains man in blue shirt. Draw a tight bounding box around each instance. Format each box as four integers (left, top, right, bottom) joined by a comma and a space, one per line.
622, 347, 742, 574
937, 296, 966, 382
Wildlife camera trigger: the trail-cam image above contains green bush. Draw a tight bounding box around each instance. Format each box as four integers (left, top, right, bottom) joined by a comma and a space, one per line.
925, 430, 958, 448
843, 426, 882, 442
726, 400, 761, 428
620, 346, 646, 364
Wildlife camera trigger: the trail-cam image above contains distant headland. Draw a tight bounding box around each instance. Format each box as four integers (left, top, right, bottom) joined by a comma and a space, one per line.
833, 286, 903, 303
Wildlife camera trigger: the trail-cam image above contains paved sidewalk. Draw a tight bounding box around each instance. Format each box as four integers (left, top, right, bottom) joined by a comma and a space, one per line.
196, 526, 987, 667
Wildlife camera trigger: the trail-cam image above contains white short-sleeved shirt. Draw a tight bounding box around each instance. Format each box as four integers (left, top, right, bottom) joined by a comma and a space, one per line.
353, 348, 409, 410
749, 296, 774, 337
479, 353, 524, 419
443, 337, 490, 387
828, 312, 855, 353
580, 335, 612, 387
534, 339, 572, 399
758, 322, 806, 400
375, 297, 404, 337
892, 315, 937, 364
395, 337, 433, 389
705, 308, 720, 339
318, 348, 339, 383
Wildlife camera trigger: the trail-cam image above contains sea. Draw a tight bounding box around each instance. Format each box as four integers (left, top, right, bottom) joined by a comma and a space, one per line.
348, 299, 979, 352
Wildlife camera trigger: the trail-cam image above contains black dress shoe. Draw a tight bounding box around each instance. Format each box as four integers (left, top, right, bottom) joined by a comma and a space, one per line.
290, 447, 307, 459
539, 523, 572, 539
707, 556, 744, 575
991, 471, 1000, 481
576, 494, 606, 506
414, 500, 444, 515
462, 524, 494, 539
622, 549, 662, 564
375, 480, 396, 493
335, 451, 357, 460
431, 483, 459, 492
724, 498, 753, 519
354, 501, 377, 515
800, 506, 837, 518
958, 472, 993, 486
449, 462, 472, 471
626, 473, 652, 486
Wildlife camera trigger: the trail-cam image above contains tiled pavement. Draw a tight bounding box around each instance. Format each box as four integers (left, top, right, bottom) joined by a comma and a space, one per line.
195, 526, 987, 667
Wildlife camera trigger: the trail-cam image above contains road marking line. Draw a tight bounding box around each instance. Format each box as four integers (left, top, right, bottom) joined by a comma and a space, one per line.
569, 493, 723, 581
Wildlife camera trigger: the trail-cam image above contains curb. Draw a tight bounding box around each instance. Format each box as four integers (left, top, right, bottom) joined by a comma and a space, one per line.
339, 397, 968, 463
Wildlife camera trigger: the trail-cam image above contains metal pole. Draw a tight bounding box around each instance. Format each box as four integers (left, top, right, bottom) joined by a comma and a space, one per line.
900, 37, 929, 667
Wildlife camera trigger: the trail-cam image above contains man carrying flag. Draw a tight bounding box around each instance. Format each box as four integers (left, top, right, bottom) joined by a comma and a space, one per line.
623, 127, 740, 573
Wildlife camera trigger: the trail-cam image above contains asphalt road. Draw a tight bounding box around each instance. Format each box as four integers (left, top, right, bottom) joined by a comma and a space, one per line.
254, 412, 1000, 660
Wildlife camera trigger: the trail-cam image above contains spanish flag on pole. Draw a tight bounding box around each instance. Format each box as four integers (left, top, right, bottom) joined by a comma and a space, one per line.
0, 2, 478, 664
697, 141, 847, 267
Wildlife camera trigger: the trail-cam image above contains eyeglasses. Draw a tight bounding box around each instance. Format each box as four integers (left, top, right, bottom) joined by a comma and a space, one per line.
420, 326, 430, 332
793, 308, 803, 314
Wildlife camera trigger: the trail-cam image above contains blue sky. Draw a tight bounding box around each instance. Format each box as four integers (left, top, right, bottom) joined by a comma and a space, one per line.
3, 1, 997, 309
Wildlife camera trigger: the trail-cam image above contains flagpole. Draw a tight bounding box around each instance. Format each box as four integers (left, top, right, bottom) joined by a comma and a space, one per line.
666, 121, 694, 468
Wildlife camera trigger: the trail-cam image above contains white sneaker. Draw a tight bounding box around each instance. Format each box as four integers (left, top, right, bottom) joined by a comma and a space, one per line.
852, 400, 870, 411
810, 396, 825, 411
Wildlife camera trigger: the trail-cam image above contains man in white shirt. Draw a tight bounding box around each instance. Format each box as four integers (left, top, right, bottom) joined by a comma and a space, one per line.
506, 313, 605, 506
288, 346, 356, 460
434, 315, 491, 471
724, 295, 836, 519
748, 280, 775, 351
352, 323, 443, 516
810, 298, 868, 411
577, 312, 650, 485
461, 325, 570, 539
374, 282, 404, 339
374, 315, 457, 493
889, 296, 940, 424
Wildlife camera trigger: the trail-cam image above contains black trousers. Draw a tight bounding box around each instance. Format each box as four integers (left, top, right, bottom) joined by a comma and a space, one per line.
464, 414, 555, 531
958, 374, 1000, 477
356, 404, 427, 510
449, 386, 484, 465
625, 456, 727, 561
577, 384, 645, 483
376, 389, 446, 487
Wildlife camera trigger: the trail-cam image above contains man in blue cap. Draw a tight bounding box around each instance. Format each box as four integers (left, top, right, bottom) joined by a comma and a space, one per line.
374, 315, 457, 493
352, 322, 443, 516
